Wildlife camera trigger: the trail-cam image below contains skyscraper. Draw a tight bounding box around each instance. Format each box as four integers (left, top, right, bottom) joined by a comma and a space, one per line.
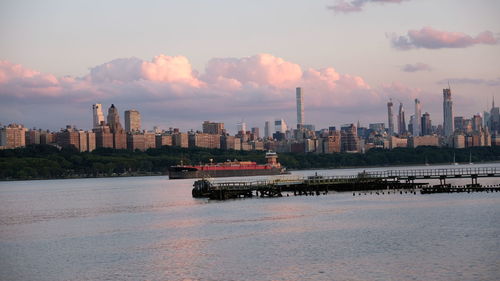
92, 104, 104, 128
275, 119, 287, 133
296, 87, 304, 129
489, 97, 499, 133
443, 88, 454, 136
472, 114, 482, 132
125, 109, 141, 132
107, 104, 126, 149
202, 121, 224, 135
413, 98, 422, 136
237, 121, 247, 133
107, 104, 122, 132
397, 102, 406, 135
421, 112, 432, 135
387, 99, 394, 135
264, 121, 271, 139
251, 127, 260, 139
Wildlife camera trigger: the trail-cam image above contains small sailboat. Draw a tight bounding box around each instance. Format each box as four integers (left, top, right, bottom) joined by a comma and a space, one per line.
469, 151, 474, 165
425, 156, 430, 166
453, 152, 459, 165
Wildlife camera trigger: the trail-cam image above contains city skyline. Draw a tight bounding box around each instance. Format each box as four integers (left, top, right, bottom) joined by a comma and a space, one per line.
1, 0, 499, 132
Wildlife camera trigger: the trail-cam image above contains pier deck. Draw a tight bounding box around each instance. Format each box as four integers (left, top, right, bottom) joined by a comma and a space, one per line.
192, 167, 500, 200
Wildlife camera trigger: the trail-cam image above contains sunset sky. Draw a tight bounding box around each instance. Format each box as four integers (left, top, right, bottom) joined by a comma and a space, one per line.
1, 0, 499, 133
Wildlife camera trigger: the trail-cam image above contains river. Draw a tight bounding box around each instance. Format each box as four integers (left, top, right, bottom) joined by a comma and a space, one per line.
1, 163, 499, 281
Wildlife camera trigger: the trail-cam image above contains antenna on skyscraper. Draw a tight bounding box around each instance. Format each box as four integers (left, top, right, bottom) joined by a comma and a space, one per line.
448, 80, 451, 90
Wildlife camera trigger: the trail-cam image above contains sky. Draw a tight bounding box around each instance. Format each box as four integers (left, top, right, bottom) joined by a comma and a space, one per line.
1, 0, 499, 134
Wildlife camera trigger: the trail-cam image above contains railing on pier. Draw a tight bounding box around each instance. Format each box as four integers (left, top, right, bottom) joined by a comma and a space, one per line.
366, 167, 500, 179
202, 167, 500, 191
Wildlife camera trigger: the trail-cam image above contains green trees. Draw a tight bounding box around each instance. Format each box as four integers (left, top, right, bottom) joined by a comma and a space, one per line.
0, 144, 499, 180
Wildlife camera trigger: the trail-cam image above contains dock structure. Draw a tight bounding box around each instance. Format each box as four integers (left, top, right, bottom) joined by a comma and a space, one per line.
375, 167, 500, 186
192, 167, 500, 200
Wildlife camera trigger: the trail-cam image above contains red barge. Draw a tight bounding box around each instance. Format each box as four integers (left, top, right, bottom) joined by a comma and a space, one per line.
168, 152, 288, 179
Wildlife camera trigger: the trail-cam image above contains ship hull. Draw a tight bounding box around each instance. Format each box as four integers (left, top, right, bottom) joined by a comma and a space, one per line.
168, 167, 287, 179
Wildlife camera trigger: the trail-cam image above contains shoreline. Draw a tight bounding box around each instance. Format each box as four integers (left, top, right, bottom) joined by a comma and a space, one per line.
2, 160, 500, 182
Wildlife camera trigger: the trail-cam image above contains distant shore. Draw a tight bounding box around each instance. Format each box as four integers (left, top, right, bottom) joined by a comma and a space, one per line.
1, 145, 499, 182
2, 160, 500, 182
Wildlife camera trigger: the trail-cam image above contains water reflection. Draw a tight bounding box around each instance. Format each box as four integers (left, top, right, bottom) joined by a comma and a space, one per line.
0, 164, 499, 281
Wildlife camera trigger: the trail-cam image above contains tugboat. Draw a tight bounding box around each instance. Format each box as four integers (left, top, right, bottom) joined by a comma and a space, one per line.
168, 151, 288, 179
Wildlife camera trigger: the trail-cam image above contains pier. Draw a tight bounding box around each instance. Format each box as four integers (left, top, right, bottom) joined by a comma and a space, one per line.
192, 167, 500, 200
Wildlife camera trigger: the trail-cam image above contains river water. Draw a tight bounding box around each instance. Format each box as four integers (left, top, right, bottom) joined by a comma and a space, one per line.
1, 163, 499, 281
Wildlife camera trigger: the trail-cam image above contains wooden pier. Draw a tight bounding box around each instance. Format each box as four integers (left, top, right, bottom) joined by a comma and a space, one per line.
192, 167, 500, 200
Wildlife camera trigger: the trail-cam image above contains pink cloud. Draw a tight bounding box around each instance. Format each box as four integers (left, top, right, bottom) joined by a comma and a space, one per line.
141, 55, 203, 87
0, 53, 454, 131
390, 27, 499, 50
327, 0, 407, 13
88, 55, 203, 87
0, 60, 63, 98
202, 54, 302, 88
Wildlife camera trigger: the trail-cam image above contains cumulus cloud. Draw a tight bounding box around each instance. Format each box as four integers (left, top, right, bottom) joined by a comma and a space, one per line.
0, 53, 446, 131
327, 0, 407, 13
437, 77, 500, 87
89, 55, 203, 87
389, 27, 499, 50
202, 54, 302, 89
0, 60, 64, 98
401, 63, 432, 72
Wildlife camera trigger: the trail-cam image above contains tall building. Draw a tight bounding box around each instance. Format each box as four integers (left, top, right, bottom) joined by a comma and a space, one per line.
264, 121, 272, 139
127, 133, 145, 151
0, 124, 26, 149
237, 121, 247, 133
251, 127, 260, 139
202, 121, 225, 135
443, 88, 454, 136
484, 110, 491, 129
275, 119, 287, 133
454, 116, 464, 133
125, 109, 141, 132
107, 104, 123, 132
322, 131, 341, 153
397, 102, 406, 135
421, 112, 432, 136
188, 133, 221, 149
92, 104, 105, 128
413, 98, 422, 136
489, 97, 500, 133
106, 104, 126, 149
93, 125, 113, 148
472, 114, 482, 132
387, 99, 394, 135
296, 87, 304, 129
26, 129, 41, 145
57, 126, 80, 150
340, 124, 358, 153
156, 134, 173, 148
172, 132, 189, 148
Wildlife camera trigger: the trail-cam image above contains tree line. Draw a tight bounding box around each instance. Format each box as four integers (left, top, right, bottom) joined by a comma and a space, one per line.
1, 144, 499, 180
